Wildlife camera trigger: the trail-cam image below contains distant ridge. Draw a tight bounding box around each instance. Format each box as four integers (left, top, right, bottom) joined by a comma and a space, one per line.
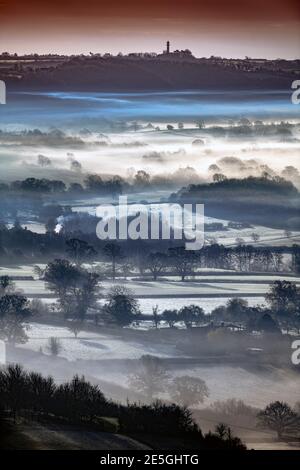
3, 56, 299, 91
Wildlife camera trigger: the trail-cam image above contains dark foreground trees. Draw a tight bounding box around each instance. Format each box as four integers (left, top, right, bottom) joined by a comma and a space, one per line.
0, 364, 107, 424
204, 423, 246, 450
0, 364, 246, 450
0, 364, 27, 422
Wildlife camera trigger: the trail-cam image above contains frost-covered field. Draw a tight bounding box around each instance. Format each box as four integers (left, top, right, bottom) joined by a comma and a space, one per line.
0, 265, 39, 277
204, 221, 300, 247
20, 323, 181, 361
11, 277, 300, 298
24, 296, 265, 314
137, 297, 265, 314
2, 263, 299, 283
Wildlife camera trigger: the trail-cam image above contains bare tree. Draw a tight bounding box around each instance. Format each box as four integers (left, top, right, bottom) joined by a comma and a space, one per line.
152, 305, 160, 329
68, 320, 82, 338
257, 401, 299, 440
103, 242, 123, 280
66, 238, 96, 266
168, 247, 197, 281
146, 252, 167, 280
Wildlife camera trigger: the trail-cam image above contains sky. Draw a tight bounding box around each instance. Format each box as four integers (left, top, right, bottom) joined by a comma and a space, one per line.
1, 0, 300, 58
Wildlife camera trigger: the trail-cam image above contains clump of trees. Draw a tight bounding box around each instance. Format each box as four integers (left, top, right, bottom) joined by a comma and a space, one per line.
0, 276, 15, 296
129, 355, 209, 407
171, 376, 209, 408
0, 364, 108, 425
66, 238, 96, 266
0, 274, 32, 344
44, 259, 100, 321
209, 282, 300, 334
159, 305, 205, 329
265, 281, 300, 332
104, 285, 139, 326
172, 176, 300, 229
211, 398, 257, 418
130, 355, 170, 402
176, 175, 298, 200
38, 259, 141, 327
0, 294, 31, 343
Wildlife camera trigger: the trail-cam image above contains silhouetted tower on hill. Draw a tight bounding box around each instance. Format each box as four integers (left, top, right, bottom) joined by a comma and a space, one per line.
163, 41, 171, 55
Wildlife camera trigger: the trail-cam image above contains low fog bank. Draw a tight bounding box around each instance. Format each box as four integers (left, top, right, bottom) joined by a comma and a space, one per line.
0, 119, 299, 188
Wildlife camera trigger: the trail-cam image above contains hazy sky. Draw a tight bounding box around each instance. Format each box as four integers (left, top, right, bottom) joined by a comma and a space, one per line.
1, 0, 300, 58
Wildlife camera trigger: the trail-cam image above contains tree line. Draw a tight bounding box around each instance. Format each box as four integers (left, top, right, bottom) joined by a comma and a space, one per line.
0, 171, 156, 198
1, 222, 299, 275
0, 364, 245, 450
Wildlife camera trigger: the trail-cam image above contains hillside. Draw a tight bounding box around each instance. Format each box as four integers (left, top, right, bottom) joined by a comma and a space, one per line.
3, 56, 299, 91
0, 419, 151, 450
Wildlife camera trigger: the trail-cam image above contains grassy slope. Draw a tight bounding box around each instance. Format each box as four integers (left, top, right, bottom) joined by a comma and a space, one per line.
0, 419, 151, 450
